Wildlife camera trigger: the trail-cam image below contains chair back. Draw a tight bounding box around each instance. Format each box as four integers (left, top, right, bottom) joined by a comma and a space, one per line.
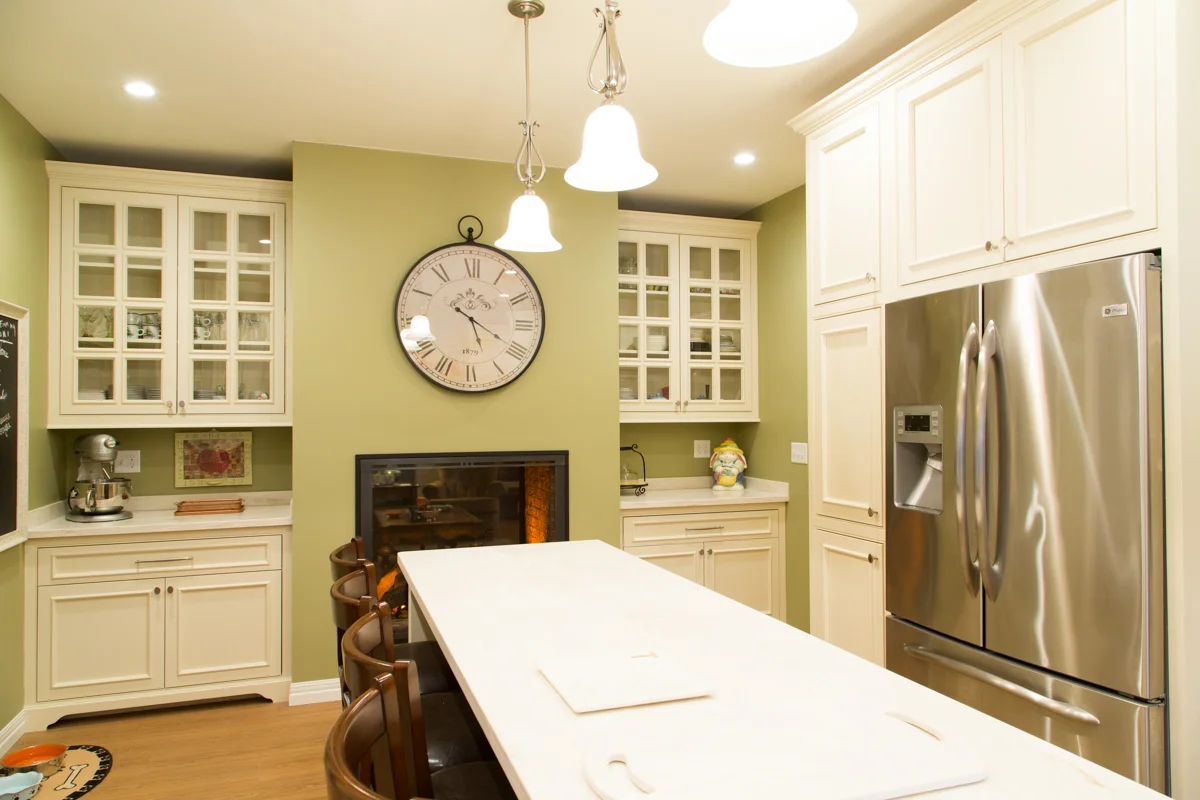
325, 672, 434, 800
342, 601, 400, 700
331, 537, 366, 582
331, 560, 378, 634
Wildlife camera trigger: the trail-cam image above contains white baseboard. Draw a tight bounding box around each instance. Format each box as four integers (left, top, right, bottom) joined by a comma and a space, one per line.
0, 710, 26, 756
289, 679, 340, 706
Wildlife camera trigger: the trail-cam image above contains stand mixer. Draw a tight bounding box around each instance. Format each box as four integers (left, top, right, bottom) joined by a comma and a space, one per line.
66, 434, 133, 523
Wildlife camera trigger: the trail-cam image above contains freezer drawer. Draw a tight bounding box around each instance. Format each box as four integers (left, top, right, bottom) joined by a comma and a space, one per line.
886, 616, 1165, 792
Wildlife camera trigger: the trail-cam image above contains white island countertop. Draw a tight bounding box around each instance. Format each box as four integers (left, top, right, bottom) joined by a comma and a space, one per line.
399, 540, 1160, 800
27, 493, 292, 539
619, 476, 788, 511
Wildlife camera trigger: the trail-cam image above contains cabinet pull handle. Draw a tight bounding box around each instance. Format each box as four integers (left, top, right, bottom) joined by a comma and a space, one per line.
684, 525, 725, 532
168, 586, 174, 594
135, 556, 195, 565
153, 587, 161, 595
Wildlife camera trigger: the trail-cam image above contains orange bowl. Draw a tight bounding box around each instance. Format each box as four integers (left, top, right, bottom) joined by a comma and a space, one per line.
2, 743, 66, 776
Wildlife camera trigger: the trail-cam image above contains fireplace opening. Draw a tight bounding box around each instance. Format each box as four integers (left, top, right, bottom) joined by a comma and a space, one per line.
354, 451, 568, 627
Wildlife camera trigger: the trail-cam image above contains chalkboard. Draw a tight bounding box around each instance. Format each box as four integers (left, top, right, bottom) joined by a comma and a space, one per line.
0, 313, 17, 537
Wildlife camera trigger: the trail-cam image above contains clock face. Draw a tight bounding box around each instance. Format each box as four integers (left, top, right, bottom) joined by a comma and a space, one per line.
395, 244, 545, 392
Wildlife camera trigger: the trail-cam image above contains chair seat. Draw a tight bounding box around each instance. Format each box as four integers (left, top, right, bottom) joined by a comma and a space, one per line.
431, 761, 517, 800
394, 636, 459, 695
424, 692, 494, 773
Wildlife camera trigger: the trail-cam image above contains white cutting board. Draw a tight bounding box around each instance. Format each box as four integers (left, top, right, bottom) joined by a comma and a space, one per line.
540, 653, 713, 714
583, 710, 987, 800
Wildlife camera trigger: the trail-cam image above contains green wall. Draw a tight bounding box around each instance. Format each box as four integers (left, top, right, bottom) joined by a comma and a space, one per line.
740, 186, 809, 627
620, 422, 754, 479
0, 94, 61, 728
56, 428, 292, 496
291, 142, 619, 682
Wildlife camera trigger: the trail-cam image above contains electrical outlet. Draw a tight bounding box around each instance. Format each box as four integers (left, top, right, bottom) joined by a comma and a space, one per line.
114, 450, 141, 473
790, 442, 808, 464
693, 440, 711, 459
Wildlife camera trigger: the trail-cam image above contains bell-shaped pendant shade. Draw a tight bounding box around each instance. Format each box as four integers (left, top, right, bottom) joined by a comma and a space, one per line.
704, 0, 858, 68
565, 103, 658, 193
400, 314, 434, 350
496, 190, 562, 253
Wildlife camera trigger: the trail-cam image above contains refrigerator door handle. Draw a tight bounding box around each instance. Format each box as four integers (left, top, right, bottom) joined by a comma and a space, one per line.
902, 645, 1101, 726
955, 322, 981, 597
974, 320, 1008, 602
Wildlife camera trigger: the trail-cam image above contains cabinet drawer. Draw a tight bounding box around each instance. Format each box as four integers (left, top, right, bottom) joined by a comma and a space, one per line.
38, 535, 282, 585
622, 509, 778, 547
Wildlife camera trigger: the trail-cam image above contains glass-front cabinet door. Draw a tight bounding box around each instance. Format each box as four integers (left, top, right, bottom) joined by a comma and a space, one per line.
178, 197, 286, 416
617, 231, 679, 414
680, 236, 753, 415
59, 188, 177, 416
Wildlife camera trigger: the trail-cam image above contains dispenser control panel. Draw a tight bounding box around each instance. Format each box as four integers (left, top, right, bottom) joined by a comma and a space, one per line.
894, 405, 942, 444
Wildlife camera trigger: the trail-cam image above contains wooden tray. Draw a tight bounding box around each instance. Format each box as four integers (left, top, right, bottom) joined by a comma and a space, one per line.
174, 498, 245, 516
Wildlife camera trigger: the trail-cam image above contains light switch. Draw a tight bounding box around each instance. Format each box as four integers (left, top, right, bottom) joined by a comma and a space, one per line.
114, 450, 141, 473
790, 443, 808, 464
693, 440, 711, 459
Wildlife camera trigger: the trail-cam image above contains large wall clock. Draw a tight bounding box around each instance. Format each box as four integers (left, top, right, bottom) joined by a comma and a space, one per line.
395, 226, 546, 393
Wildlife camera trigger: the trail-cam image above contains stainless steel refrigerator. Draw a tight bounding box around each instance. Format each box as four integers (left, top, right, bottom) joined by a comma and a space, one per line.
884, 253, 1166, 792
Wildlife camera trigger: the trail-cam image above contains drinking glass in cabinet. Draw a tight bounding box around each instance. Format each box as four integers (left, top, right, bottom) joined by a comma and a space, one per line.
689, 327, 713, 358
238, 312, 271, 351
690, 368, 713, 401
689, 247, 712, 280
78, 203, 115, 246
720, 368, 743, 402
719, 288, 741, 321
125, 309, 163, 349
77, 359, 114, 401
645, 326, 670, 358
718, 328, 742, 360
645, 244, 669, 277
618, 283, 638, 317
193, 310, 227, 350
689, 287, 712, 320
238, 215, 272, 254
125, 359, 162, 401
646, 367, 670, 401
238, 361, 271, 400
77, 254, 115, 297
77, 306, 114, 347
645, 285, 670, 319
193, 211, 228, 252
619, 325, 639, 358
126, 206, 163, 248
618, 241, 638, 275
126, 256, 163, 299
619, 366, 638, 401
719, 249, 741, 281
237, 262, 272, 304
193, 360, 228, 400
193, 261, 228, 302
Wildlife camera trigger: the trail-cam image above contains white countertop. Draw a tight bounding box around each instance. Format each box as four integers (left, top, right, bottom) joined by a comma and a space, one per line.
26, 494, 292, 539
398, 540, 1159, 800
619, 476, 788, 511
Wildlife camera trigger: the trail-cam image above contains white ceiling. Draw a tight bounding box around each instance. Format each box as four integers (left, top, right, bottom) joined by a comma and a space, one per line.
0, 0, 973, 217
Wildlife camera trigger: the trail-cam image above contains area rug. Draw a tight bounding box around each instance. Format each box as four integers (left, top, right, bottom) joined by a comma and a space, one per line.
31, 746, 112, 798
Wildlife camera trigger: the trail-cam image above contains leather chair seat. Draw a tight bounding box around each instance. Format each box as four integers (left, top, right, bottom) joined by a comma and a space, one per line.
423, 692, 494, 773
393, 636, 459, 695
431, 761, 517, 800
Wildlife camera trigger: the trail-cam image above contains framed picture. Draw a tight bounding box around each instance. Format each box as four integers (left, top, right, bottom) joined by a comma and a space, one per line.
174, 431, 253, 488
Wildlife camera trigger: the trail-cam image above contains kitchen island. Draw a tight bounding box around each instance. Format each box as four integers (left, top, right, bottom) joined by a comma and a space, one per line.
398, 540, 1163, 799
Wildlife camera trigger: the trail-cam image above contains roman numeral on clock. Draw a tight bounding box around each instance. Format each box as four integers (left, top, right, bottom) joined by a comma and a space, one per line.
508, 292, 530, 306
465, 364, 477, 383
431, 264, 451, 284
514, 319, 536, 332
506, 341, 530, 361
416, 342, 436, 359
434, 355, 454, 376
464, 258, 481, 279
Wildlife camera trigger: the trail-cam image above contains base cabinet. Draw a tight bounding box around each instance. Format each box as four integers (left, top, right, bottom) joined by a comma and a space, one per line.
809, 528, 884, 666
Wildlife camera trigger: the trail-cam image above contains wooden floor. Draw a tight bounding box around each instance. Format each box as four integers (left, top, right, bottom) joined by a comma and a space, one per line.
13, 699, 340, 799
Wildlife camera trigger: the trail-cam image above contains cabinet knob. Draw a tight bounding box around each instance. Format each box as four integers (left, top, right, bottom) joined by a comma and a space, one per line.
867, 506, 876, 518
867, 554, 876, 564
167, 586, 174, 594
699, 548, 704, 554
165, 400, 174, 414
675, 400, 681, 411
985, 241, 994, 252
865, 272, 875, 282
154, 587, 161, 595
179, 400, 187, 412
707, 549, 713, 555
683, 400, 689, 410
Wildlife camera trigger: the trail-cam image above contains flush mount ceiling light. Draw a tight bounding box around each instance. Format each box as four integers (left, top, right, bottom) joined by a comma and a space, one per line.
704, 0, 858, 68
565, 1, 658, 193
496, 0, 562, 253
734, 152, 756, 165
123, 80, 157, 98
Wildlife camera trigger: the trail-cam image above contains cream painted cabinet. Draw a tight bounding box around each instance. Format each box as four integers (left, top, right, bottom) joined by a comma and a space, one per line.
1001, 0, 1156, 261
811, 308, 883, 527
808, 103, 882, 304
897, 37, 1005, 284
626, 542, 706, 585
706, 538, 780, 617
809, 529, 884, 666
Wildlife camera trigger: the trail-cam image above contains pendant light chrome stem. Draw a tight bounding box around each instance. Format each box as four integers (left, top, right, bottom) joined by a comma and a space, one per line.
586, 1, 628, 100
510, 0, 546, 189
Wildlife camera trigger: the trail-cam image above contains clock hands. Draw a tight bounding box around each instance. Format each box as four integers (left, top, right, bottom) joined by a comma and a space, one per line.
454, 306, 504, 342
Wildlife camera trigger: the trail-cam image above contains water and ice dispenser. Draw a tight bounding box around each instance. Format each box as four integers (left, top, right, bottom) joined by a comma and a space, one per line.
893, 405, 944, 514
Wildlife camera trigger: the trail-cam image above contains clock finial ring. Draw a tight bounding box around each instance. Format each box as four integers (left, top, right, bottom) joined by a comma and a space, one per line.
457, 215, 484, 243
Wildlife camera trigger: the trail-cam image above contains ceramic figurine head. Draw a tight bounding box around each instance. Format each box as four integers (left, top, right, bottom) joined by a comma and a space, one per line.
708, 437, 747, 491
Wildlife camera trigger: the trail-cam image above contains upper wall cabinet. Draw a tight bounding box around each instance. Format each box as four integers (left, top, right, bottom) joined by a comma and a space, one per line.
49, 163, 292, 428
807, 103, 883, 304
618, 212, 760, 423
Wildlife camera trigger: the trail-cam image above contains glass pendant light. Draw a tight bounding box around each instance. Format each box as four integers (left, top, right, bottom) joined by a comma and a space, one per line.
496, 0, 562, 253
565, 1, 657, 193
704, 0, 859, 68
400, 314, 434, 351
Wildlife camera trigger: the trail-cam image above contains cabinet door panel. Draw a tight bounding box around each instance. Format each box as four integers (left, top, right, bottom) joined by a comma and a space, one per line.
706, 538, 779, 617
898, 38, 1005, 284
808, 104, 882, 303
624, 543, 704, 586
811, 308, 883, 526
617, 230, 680, 415
1002, 0, 1155, 260
38, 579, 165, 701
165, 571, 282, 688
809, 530, 884, 665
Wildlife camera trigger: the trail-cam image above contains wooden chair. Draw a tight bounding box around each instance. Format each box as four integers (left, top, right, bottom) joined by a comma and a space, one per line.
325, 672, 515, 800
343, 601, 492, 774
331, 537, 366, 582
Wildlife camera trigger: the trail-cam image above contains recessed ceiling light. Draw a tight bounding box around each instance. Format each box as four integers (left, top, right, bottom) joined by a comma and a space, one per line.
123, 81, 157, 98
258, 239, 271, 245
734, 152, 757, 166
